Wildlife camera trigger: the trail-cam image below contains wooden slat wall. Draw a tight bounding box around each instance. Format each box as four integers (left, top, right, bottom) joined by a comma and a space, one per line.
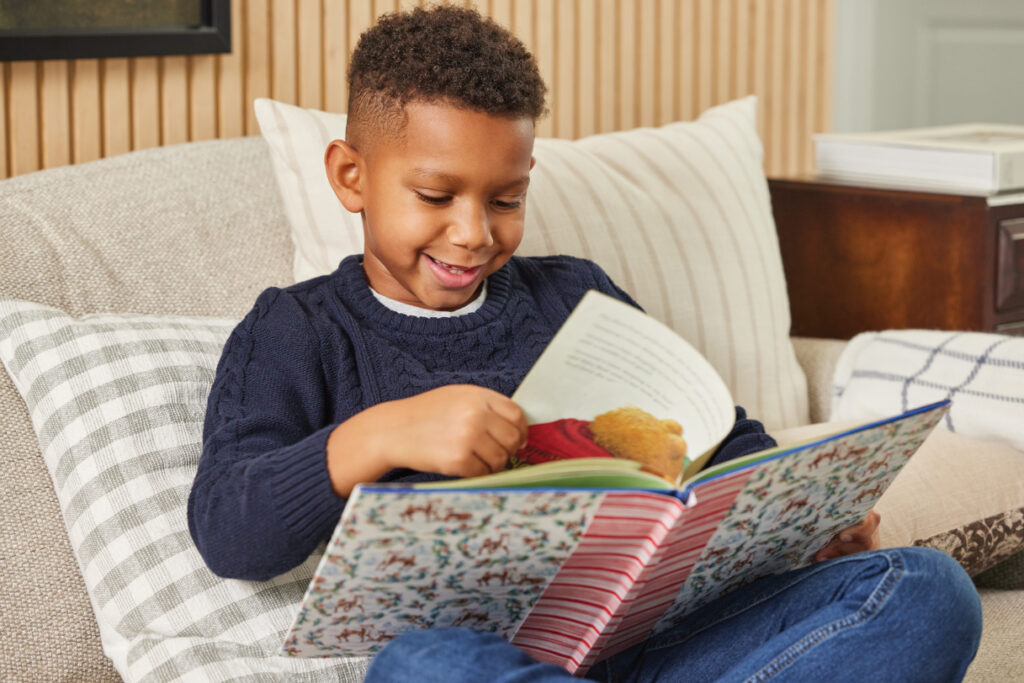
0, 0, 834, 180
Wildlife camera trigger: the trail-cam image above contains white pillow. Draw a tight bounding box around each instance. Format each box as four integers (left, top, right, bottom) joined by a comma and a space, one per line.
832, 329, 1024, 452
255, 96, 809, 432
0, 300, 369, 682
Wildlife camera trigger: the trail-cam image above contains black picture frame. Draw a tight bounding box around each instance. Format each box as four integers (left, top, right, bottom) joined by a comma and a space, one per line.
0, 0, 230, 61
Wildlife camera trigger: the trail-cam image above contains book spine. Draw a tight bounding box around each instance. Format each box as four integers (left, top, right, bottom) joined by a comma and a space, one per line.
577, 470, 754, 670
510, 492, 683, 674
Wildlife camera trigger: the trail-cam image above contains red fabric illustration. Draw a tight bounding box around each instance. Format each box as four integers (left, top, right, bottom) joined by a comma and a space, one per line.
513, 418, 613, 466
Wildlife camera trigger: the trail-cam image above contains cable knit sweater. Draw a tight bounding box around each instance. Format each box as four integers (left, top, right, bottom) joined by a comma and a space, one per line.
187, 254, 774, 581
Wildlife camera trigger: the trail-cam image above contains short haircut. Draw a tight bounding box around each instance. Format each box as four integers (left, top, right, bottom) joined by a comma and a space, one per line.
346, 4, 547, 150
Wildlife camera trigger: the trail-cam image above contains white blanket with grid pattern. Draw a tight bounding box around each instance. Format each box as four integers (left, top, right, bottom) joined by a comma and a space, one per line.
831, 329, 1024, 452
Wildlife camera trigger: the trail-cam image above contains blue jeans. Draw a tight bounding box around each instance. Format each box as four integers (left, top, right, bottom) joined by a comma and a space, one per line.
364, 547, 982, 682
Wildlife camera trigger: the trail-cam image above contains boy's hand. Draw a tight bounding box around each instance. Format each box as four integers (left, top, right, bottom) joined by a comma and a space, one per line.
383, 385, 529, 477
814, 509, 881, 562
326, 385, 528, 496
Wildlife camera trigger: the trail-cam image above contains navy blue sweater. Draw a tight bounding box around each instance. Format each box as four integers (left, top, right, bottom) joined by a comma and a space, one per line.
187, 255, 774, 580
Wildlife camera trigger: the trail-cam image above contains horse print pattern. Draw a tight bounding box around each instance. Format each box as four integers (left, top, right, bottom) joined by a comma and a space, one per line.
283, 489, 602, 656
654, 406, 945, 631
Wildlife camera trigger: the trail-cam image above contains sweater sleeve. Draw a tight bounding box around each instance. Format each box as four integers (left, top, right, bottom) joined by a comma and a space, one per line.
702, 406, 777, 470
187, 287, 345, 581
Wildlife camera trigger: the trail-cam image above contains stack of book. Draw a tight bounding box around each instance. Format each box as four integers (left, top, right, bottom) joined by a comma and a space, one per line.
814, 123, 1024, 196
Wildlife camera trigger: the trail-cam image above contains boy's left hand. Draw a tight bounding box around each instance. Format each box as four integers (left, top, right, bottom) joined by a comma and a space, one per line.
814, 509, 881, 562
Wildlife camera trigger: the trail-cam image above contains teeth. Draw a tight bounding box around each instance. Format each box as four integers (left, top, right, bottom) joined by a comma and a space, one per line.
431, 256, 468, 274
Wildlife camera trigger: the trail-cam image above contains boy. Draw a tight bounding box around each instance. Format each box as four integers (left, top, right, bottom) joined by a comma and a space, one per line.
189, 6, 980, 681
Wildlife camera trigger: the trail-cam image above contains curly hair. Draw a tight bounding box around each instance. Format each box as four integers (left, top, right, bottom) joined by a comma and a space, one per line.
346, 4, 547, 149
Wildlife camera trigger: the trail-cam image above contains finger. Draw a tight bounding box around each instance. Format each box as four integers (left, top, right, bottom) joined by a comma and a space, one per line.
832, 541, 874, 557
433, 446, 494, 478
817, 538, 875, 561
855, 510, 882, 534
485, 395, 529, 447
837, 530, 869, 545
473, 432, 515, 473
485, 412, 528, 455
836, 516, 878, 543
815, 539, 842, 562
837, 523, 877, 546
865, 509, 882, 531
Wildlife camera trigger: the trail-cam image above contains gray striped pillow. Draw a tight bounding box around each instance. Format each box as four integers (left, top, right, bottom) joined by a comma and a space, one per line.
0, 300, 370, 682
256, 96, 808, 430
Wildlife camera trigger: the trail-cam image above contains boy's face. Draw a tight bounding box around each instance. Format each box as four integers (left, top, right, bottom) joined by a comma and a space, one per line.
333, 101, 535, 311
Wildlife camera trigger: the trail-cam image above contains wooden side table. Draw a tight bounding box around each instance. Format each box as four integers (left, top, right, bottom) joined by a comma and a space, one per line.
767, 176, 1024, 339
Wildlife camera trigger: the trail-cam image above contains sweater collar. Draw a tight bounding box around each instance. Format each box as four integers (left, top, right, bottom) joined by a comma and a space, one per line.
333, 254, 514, 334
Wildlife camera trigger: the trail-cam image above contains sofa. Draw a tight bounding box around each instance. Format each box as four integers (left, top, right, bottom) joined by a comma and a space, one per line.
2, 98, 1022, 681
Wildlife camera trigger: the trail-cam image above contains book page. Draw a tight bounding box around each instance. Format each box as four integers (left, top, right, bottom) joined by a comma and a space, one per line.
413, 457, 675, 491
512, 291, 734, 464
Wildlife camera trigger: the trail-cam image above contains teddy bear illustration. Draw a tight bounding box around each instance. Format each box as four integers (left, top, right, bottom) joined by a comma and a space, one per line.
510, 406, 688, 483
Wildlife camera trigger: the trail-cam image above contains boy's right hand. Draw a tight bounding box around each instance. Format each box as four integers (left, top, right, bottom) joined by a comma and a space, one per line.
326, 385, 528, 497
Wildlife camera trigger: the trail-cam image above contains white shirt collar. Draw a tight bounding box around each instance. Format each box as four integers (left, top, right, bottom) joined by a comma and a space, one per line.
370, 282, 488, 318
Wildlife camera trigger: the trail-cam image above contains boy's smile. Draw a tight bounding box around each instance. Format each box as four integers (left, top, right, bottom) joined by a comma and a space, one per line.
327, 101, 536, 312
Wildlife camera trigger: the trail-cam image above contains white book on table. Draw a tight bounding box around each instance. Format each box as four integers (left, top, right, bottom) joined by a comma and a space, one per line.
814, 123, 1024, 196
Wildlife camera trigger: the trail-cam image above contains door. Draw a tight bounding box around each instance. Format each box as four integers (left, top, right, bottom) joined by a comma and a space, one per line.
834, 0, 1024, 132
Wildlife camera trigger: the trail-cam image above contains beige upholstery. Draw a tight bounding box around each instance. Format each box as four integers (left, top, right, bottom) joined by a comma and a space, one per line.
0, 137, 292, 682
790, 336, 847, 423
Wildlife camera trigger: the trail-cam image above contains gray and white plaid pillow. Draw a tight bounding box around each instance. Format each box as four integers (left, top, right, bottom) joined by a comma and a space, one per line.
832, 329, 1024, 452
0, 300, 370, 682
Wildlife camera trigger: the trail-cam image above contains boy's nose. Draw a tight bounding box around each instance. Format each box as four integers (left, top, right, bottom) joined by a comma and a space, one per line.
447, 206, 494, 250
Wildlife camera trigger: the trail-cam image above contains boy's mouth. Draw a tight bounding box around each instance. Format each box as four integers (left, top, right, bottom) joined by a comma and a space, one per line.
425, 254, 484, 288
427, 255, 480, 276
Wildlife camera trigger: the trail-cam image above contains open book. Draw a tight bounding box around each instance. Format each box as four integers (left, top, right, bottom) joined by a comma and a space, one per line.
281, 291, 950, 674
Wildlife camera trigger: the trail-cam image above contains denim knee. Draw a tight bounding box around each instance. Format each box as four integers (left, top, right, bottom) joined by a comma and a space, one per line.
365, 627, 577, 683
890, 546, 983, 663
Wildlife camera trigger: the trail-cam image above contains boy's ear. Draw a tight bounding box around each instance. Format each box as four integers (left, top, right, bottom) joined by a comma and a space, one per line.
324, 139, 365, 213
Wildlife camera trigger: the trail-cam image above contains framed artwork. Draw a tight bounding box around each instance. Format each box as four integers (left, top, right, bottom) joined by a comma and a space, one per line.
0, 0, 230, 61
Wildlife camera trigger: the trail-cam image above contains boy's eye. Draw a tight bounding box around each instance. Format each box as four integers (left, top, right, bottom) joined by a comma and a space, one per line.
493, 198, 523, 210
415, 191, 451, 205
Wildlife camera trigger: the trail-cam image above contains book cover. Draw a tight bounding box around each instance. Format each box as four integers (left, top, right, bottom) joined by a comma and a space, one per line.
814, 123, 1024, 195
280, 291, 950, 673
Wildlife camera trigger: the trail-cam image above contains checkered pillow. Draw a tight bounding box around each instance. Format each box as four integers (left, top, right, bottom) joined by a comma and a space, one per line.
832, 329, 1024, 452
0, 300, 370, 682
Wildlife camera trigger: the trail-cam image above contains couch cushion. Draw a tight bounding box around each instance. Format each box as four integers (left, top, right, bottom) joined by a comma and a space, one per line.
0, 137, 293, 319
255, 96, 809, 432
965, 588, 1024, 682
0, 301, 369, 682
0, 371, 120, 681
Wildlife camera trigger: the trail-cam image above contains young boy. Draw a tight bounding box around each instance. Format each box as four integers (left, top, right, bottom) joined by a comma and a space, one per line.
189, 6, 981, 680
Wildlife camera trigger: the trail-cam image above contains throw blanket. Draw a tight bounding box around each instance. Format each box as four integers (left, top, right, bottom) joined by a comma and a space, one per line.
832, 330, 1024, 452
